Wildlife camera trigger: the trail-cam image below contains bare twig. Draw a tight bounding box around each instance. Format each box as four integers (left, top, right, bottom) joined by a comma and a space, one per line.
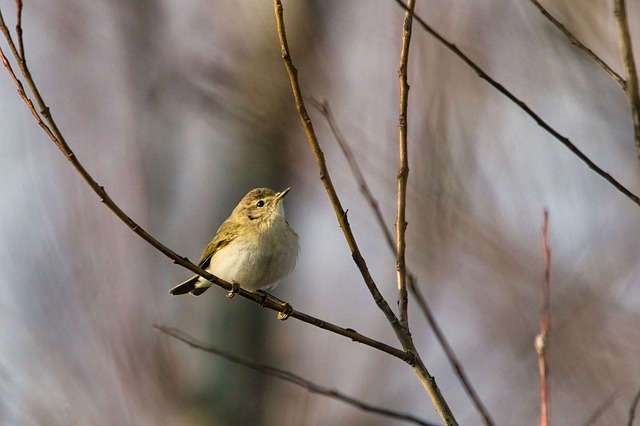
306, 97, 395, 252
272, 0, 402, 341
392, 0, 640, 208
0, 3, 409, 363
583, 391, 616, 426
629, 385, 640, 426
396, 0, 415, 330
409, 277, 495, 426
308, 98, 494, 425
529, 0, 626, 89
613, 0, 640, 158
155, 325, 439, 426
535, 210, 551, 426
273, 2, 457, 424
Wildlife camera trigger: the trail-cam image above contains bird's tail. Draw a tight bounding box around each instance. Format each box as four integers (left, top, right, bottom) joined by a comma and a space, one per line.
169, 276, 210, 296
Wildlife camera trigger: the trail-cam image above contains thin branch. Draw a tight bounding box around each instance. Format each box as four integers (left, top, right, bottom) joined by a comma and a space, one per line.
272, 0, 402, 340
308, 98, 494, 426
392, 0, 640, 209
613, 0, 640, 158
396, 0, 415, 330
629, 385, 640, 426
535, 210, 551, 426
155, 325, 439, 426
529, 0, 626, 89
408, 277, 495, 426
306, 97, 395, 252
0, 3, 410, 364
583, 391, 616, 426
273, 2, 457, 424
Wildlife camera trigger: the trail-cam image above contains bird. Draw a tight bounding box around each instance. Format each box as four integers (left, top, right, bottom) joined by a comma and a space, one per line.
169, 187, 299, 297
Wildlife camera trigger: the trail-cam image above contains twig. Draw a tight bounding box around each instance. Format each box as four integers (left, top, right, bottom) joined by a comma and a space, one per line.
0, 2, 409, 364
155, 325, 439, 426
306, 97, 395, 252
535, 210, 551, 426
273, 2, 457, 425
613, 0, 640, 158
308, 98, 494, 425
396, 0, 415, 330
629, 385, 640, 426
409, 277, 495, 426
272, 0, 402, 342
392, 0, 640, 209
583, 391, 616, 426
529, 0, 626, 89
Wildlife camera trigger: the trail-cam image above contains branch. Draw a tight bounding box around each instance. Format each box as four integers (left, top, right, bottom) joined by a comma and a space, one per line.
583, 391, 616, 426
629, 385, 640, 426
0, 2, 410, 364
396, 0, 415, 330
409, 277, 495, 426
535, 210, 551, 426
306, 98, 395, 251
308, 98, 493, 425
272, 0, 403, 340
613, 0, 640, 158
529, 0, 626, 89
155, 325, 439, 426
392, 0, 640, 208
273, 2, 457, 424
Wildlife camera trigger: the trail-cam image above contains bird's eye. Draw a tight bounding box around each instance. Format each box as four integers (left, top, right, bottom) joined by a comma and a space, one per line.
256, 200, 265, 207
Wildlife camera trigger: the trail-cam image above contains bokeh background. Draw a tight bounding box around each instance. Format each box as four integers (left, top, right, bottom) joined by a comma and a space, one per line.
1, 0, 640, 424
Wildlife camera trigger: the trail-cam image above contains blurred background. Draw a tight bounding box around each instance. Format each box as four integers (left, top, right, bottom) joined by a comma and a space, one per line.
1, 0, 640, 424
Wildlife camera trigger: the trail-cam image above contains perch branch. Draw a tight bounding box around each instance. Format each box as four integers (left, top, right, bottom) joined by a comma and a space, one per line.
0, 2, 409, 364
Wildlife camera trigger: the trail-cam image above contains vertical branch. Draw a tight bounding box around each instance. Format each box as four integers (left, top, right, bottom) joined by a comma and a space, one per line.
535, 210, 551, 426
396, 0, 415, 330
613, 0, 640, 158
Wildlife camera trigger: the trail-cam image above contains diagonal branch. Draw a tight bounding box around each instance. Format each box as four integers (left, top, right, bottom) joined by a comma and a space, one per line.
392, 0, 640, 208
629, 385, 640, 426
273, 2, 457, 425
0, 3, 409, 364
308, 98, 494, 425
272, 0, 403, 337
529, 0, 626, 89
155, 325, 439, 426
396, 0, 415, 330
613, 0, 640, 158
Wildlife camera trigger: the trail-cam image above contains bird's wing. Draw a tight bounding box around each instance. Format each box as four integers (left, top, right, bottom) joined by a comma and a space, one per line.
198, 219, 239, 269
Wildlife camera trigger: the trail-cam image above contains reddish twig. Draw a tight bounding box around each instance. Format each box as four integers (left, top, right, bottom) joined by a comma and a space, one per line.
535, 210, 551, 426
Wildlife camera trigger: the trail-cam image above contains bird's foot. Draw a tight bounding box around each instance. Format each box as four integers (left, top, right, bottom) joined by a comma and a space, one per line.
226, 281, 240, 299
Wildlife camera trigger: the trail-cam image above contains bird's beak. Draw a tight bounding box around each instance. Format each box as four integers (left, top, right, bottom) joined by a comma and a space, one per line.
275, 187, 291, 202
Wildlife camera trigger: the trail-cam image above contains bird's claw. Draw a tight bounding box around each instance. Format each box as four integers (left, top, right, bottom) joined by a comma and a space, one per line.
226, 281, 240, 298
